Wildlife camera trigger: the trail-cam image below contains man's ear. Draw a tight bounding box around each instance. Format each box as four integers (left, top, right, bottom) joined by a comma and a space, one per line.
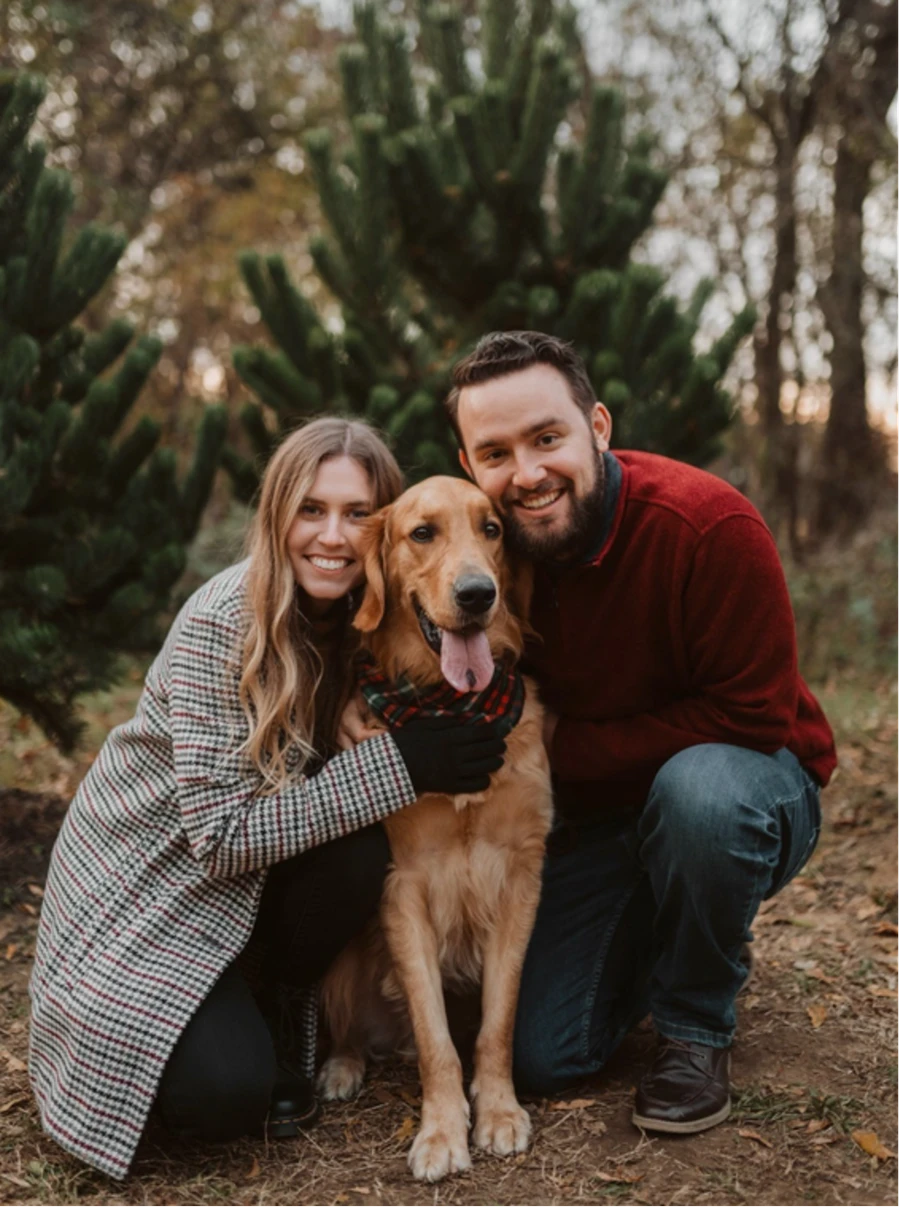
592, 402, 612, 453
354, 509, 390, 632
459, 447, 474, 479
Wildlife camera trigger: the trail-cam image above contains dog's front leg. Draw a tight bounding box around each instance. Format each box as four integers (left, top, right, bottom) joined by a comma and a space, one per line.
382, 874, 471, 1182
470, 848, 544, 1157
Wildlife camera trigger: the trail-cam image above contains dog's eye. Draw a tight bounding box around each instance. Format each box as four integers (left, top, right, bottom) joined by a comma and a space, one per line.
484, 521, 502, 539
410, 525, 434, 543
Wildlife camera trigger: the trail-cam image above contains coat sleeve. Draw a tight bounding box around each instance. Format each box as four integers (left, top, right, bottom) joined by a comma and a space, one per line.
551, 514, 800, 783
167, 605, 416, 877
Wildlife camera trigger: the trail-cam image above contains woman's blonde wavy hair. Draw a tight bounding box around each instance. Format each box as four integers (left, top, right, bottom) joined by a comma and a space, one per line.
239, 416, 403, 791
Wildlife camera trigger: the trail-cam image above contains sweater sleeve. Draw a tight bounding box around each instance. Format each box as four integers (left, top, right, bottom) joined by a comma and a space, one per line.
551, 514, 800, 783
167, 606, 416, 877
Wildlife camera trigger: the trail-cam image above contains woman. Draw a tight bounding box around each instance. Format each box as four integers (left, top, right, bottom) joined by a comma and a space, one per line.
28, 416, 505, 1180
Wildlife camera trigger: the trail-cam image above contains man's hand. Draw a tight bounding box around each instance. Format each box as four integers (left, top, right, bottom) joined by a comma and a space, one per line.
542, 708, 559, 753
337, 692, 386, 751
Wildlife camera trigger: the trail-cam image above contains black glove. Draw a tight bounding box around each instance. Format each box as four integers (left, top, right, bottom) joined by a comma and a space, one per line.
392, 716, 507, 795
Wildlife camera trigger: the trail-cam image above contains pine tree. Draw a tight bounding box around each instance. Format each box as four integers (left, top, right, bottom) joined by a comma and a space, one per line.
227, 0, 755, 498
0, 74, 227, 751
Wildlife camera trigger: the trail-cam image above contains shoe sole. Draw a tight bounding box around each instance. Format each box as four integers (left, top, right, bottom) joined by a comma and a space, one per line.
632, 1098, 731, 1134
265, 1102, 321, 1138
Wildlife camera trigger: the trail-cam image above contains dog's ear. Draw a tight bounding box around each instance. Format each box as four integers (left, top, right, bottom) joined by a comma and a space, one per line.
354, 509, 390, 632
505, 553, 534, 622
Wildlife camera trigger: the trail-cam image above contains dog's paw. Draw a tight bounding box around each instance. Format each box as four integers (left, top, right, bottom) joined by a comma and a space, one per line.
472, 1099, 531, 1157
408, 1123, 471, 1182
316, 1053, 365, 1101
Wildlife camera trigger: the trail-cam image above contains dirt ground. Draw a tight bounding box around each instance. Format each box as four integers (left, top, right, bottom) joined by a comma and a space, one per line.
0, 683, 896, 1207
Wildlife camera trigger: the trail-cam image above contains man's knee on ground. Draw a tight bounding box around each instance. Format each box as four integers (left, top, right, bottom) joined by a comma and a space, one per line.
512, 1018, 579, 1098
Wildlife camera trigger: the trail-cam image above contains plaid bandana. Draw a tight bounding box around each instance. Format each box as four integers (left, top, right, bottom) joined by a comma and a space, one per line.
356, 650, 525, 737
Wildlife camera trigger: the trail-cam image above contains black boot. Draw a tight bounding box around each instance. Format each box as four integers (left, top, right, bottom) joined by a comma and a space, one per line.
261, 983, 321, 1137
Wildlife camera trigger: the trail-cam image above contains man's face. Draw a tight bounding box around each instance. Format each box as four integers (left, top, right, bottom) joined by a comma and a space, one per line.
456, 363, 612, 562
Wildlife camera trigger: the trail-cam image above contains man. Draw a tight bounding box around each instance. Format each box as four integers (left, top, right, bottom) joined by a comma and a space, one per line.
445, 330, 836, 1134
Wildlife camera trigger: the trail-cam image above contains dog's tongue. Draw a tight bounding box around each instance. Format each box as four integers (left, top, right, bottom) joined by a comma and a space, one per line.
440, 628, 494, 693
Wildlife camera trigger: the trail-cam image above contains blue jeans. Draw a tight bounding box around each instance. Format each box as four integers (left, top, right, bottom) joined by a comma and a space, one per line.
513, 744, 822, 1095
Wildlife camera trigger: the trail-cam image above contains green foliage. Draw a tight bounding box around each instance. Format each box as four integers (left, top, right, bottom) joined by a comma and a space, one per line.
0, 73, 226, 751
230, 0, 754, 494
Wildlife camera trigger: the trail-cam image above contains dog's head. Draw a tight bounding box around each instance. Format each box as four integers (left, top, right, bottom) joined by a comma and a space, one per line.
355, 476, 532, 689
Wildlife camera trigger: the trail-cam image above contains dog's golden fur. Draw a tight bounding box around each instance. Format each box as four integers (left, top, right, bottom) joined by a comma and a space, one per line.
318, 476, 553, 1183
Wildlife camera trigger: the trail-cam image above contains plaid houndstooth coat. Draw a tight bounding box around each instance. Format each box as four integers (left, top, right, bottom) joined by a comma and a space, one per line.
28, 561, 415, 1180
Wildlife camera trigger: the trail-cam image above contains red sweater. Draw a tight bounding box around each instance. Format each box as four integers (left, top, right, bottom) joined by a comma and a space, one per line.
525, 451, 837, 813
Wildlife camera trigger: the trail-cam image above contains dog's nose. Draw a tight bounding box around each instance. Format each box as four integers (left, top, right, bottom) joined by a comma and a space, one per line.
454, 575, 497, 615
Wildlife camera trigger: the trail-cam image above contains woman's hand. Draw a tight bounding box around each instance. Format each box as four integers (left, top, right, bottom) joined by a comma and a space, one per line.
337, 692, 386, 751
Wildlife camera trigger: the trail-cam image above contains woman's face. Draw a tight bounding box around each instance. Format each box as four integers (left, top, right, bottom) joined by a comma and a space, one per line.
286, 455, 375, 614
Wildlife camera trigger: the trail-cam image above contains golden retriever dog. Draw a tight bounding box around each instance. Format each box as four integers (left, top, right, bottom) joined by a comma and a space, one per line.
318, 476, 553, 1182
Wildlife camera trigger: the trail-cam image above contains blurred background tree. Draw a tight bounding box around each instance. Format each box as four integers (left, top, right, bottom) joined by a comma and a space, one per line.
0, 72, 225, 750
228, 0, 756, 495
0, 0, 346, 462
584, 0, 897, 551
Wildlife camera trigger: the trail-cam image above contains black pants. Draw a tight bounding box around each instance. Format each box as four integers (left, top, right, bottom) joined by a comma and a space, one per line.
154, 823, 390, 1141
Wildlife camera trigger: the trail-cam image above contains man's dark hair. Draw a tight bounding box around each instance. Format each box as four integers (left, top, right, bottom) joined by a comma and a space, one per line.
444, 330, 596, 447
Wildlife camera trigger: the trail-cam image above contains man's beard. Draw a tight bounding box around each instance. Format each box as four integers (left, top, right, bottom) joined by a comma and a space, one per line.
501, 451, 606, 564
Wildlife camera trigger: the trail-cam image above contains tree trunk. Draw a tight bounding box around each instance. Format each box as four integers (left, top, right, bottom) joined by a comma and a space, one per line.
754, 140, 800, 546
814, 0, 897, 537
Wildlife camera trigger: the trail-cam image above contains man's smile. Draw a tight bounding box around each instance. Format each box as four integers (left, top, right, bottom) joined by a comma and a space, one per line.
513, 487, 566, 515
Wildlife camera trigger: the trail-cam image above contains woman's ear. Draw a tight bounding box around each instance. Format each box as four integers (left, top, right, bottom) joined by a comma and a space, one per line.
354, 509, 390, 632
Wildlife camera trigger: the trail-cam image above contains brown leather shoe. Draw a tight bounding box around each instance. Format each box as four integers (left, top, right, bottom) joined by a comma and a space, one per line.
632, 1038, 731, 1134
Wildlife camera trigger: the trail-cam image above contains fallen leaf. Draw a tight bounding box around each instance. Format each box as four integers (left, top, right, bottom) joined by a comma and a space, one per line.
807, 1004, 827, 1029
806, 1119, 831, 1133
595, 1169, 643, 1184
851, 1130, 895, 1160
0, 1175, 30, 1189
855, 902, 881, 921
867, 986, 898, 998
549, 1097, 596, 1110
18, 903, 36, 917
1, 1051, 26, 1073
244, 1156, 260, 1180
874, 921, 898, 936
738, 1127, 773, 1148
810, 1132, 841, 1146
349, 1187, 371, 1194
0, 1094, 29, 1114
396, 1088, 421, 1107
26, 884, 44, 899
4, 944, 16, 961
394, 1115, 415, 1142
807, 968, 838, 985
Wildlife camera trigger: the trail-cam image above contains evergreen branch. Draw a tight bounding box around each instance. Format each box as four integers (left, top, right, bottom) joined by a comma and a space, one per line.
179, 404, 227, 541
353, 114, 391, 294
382, 23, 420, 133
338, 44, 370, 120
45, 223, 127, 333
484, 0, 521, 80
429, 4, 474, 100
510, 34, 566, 196
304, 128, 359, 266
354, 2, 385, 108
